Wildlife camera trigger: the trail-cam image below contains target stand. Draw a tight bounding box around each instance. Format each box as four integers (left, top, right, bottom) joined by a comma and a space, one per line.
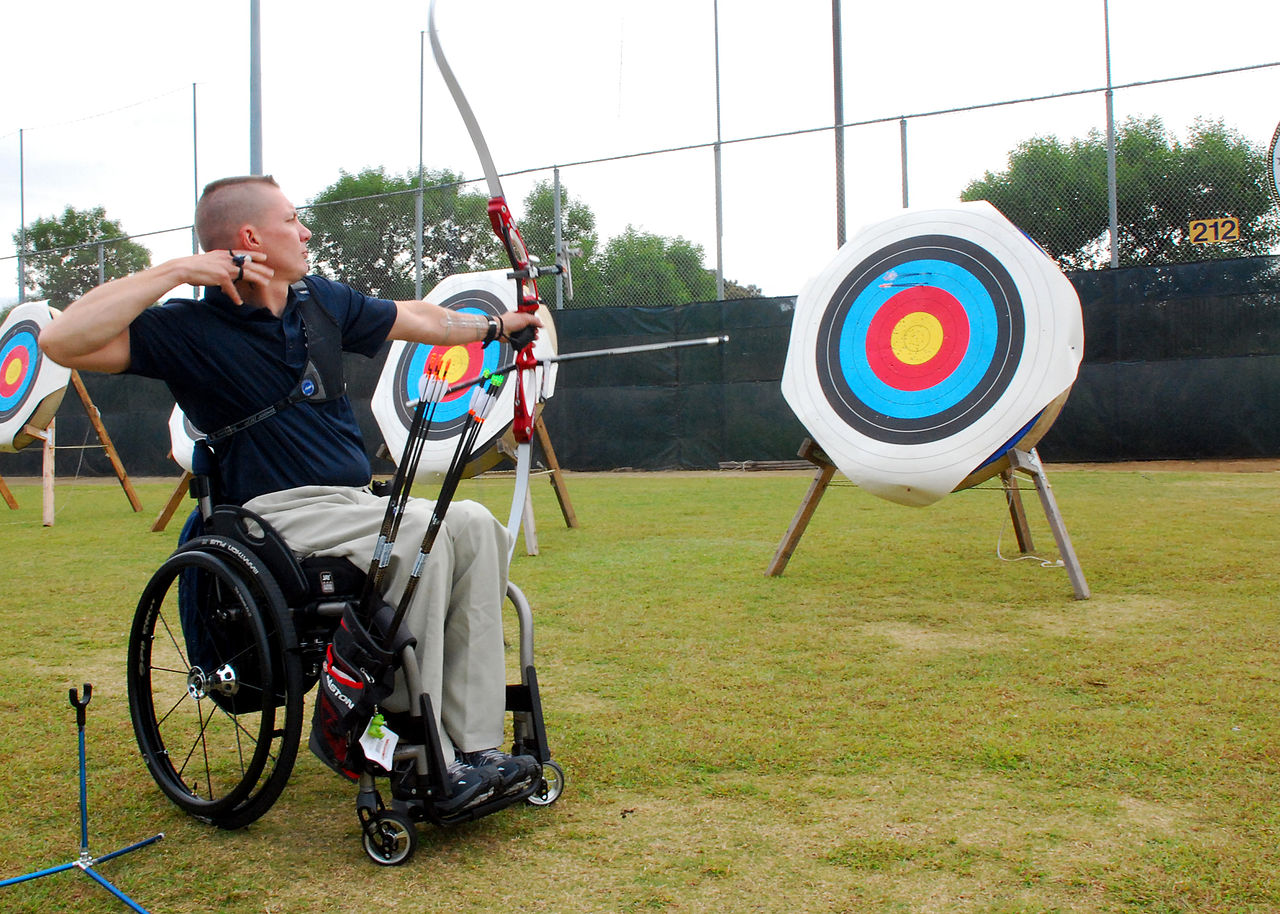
30, 372, 142, 525
495, 413, 579, 557
765, 437, 1089, 600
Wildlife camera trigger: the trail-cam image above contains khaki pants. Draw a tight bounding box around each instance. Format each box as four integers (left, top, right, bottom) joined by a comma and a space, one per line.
244, 485, 511, 764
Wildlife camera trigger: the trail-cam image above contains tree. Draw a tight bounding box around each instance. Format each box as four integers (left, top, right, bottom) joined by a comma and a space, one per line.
303, 167, 500, 299
519, 180, 601, 305
962, 116, 1280, 269
595, 228, 718, 308
15, 206, 151, 307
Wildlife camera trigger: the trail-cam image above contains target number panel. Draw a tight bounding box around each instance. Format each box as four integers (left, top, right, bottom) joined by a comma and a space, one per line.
0, 301, 71, 453
782, 202, 1083, 506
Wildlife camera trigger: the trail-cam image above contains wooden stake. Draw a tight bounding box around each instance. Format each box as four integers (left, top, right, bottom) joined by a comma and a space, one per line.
765, 438, 836, 577
71, 371, 142, 512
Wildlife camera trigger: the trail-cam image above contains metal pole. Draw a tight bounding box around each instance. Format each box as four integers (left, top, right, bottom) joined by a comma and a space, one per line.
192, 82, 200, 268
899, 117, 909, 208
553, 167, 564, 310
832, 0, 846, 247
415, 30, 425, 300
712, 0, 725, 299
249, 0, 263, 174
97, 243, 106, 287
1104, 0, 1119, 268
18, 128, 25, 303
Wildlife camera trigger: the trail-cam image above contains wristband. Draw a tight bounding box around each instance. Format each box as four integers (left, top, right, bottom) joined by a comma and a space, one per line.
482, 315, 499, 345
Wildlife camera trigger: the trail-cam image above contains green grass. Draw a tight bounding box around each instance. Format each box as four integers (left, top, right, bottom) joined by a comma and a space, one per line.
0, 466, 1277, 912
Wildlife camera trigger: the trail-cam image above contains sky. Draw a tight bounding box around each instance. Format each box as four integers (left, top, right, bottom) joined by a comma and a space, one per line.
2, 0, 1278, 304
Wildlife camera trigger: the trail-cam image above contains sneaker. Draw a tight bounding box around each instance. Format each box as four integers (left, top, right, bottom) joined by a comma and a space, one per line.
460, 748, 540, 797
441, 758, 499, 811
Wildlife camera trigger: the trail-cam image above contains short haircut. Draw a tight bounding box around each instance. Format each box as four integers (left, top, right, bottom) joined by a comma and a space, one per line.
194, 175, 281, 251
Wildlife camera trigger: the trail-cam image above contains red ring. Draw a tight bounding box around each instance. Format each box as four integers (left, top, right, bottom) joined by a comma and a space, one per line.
864, 286, 969, 391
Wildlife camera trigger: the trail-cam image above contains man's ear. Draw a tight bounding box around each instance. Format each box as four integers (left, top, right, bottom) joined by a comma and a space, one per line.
238, 225, 263, 250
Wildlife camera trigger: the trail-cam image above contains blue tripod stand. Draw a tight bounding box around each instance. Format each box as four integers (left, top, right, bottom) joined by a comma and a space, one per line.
1, 684, 164, 912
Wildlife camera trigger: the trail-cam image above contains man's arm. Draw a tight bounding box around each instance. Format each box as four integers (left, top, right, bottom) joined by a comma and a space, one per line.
388, 298, 541, 346
39, 251, 268, 373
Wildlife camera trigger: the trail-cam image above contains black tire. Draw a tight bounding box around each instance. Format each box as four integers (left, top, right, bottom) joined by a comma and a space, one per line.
362, 810, 418, 866
128, 541, 303, 829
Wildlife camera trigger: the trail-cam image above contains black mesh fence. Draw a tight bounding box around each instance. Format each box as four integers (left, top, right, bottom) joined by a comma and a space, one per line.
5, 255, 1280, 480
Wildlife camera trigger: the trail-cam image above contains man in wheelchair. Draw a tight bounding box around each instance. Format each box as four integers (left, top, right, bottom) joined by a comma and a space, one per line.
40, 174, 546, 817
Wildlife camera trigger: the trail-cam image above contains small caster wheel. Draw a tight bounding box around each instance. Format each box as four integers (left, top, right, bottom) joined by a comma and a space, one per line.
362, 810, 417, 866
527, 759, 565, 807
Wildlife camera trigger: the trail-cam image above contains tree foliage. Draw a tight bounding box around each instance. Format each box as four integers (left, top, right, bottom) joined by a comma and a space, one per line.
303, 167, 500, 299
962, 116, 1280, 269
303, 167, 757, 306
15, 206, 151, 308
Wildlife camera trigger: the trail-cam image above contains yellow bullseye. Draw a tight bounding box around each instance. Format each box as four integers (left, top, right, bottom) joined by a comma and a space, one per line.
890, 312, 945, 365
440, 346, 470, 383
3, 356, 23, 386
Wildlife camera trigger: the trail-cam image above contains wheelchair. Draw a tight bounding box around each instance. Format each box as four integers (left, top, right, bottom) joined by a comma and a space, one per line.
125, 474, 564, 865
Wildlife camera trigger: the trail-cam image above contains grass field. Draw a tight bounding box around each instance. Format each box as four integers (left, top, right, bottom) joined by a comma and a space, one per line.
0, 465, 1277, 913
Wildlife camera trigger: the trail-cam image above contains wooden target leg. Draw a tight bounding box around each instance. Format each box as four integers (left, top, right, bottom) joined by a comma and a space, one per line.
0, 473, 16, 510
1000, 468, 1035, 553
534, 414, 578, 529
1009, 448, 1090, 600
151, 471, 193, 533
766, 438, 836, 577
42, 421, 55, 527
71, 372, 142, 513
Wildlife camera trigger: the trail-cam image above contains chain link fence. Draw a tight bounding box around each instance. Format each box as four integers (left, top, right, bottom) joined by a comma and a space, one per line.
3, 62, 1279, 313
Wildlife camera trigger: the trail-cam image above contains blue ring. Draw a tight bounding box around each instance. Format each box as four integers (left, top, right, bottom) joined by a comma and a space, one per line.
837, 259, 997, 419
0, 326, 40, 420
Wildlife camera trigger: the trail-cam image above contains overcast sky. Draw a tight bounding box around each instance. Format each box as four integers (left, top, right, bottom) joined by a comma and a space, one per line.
2, 0, 1278, 303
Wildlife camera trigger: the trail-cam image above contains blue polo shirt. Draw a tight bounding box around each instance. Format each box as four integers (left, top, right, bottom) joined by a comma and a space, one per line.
128, 274, 397, 504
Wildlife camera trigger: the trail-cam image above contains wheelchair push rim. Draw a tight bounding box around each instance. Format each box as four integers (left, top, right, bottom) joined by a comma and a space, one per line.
127, 547, 296, 827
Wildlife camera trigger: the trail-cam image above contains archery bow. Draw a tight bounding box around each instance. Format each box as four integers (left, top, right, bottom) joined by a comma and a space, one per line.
429, 0, 551, 559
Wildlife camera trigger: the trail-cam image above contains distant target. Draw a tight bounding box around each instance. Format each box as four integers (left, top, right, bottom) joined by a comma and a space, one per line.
0, 302, 70, 452
387, 289, 514, 443
372, 269, 558, 480
1268, 119, 1280, 210
783, 202, 1083, 506
815, 234, 1024, 445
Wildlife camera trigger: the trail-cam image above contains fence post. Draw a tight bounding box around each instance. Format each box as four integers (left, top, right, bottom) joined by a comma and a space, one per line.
900, 117, 909, 208
553, 167, 564, 310
18, 128, 25, 304
1103, 0, 1119, 268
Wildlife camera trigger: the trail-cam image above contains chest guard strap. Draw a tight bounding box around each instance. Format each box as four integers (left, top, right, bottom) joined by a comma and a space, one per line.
204, 279, 347, 443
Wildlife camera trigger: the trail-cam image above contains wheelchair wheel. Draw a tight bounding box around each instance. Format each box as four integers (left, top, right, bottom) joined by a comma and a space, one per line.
527, 760, 565, 807
362, 810, 417, 866
128, 541, 303, 829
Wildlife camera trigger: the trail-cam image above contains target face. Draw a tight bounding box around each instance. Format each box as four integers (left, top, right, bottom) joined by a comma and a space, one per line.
782, 202, 1083, 506
0, 301, 70, 453
1268, 120, 1280, 210
372, 270, 558, 480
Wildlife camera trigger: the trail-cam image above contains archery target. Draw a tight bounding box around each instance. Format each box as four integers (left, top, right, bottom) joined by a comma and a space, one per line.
1268, 120, 1280, 210
0, 301, 71, 453
372, 269, 558, 481
782, 201, 1083, 507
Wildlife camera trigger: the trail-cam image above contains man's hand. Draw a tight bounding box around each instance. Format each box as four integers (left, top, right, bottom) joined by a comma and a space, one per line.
501, 310, 541, 350
182, 250, 274, 305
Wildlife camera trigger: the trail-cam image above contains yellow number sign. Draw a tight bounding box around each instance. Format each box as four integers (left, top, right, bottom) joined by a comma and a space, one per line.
1189, 217, 1240, 244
